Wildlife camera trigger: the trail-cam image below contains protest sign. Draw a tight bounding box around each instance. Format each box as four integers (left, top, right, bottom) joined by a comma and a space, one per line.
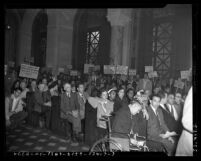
70, 70, 78, 76
116, 65, 128, 75
19, 64, 39, 79
129, 69, 136, 76
104, 65, 116, 74
174, 80, 184, 89
145, 66, 153, 73
180, 70, 190, 79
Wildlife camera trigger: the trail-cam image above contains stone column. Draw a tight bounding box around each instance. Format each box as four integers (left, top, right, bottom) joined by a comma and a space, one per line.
121, 9, 133, 66
107, 9, 131, 65
134, 9, 141, 69
46, 10, 59, 74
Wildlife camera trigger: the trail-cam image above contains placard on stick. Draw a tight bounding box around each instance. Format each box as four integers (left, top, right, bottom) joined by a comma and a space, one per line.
174, 80, 184, 89
70, 70, 78, 76
180, 70, 190, 79
145, 66, 153, 73
116, 65, 128, 75
104, 65, 116, 74
129, 69, 136, 76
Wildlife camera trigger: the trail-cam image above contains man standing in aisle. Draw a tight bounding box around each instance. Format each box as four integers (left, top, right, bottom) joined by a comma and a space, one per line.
60, 82, 80, 146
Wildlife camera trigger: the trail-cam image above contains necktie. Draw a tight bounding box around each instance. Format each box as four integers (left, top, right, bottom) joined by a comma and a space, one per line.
170, 105, 175, 118
165, 104, 170, 114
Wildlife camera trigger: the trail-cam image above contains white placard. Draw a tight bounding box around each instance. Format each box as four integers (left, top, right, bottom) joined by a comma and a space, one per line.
180, 70, 190, 79
116, 65, 128, 75
174, 80, 184, 89
104, 65, 116, 74
129, 69, 136, 76
70, 70, 78, 76
19, 64, 39, 79
58, 67, 65, 73
145, 66, 153, 73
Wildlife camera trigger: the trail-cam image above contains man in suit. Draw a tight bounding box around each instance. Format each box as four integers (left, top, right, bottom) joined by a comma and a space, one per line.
76, 82, 89, 140
174, 92, 184, 122
158, 91, 180, 134
60, 82, 80, 146
166, 93, 178, 121
5, 87, 27, 129
147, 93, 177, 156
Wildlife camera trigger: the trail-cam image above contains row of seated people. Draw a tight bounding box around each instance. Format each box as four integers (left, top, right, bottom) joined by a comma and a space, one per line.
5, 80, 184, 154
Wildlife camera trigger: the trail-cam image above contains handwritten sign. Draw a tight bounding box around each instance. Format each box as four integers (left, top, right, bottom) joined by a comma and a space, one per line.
180, 70, 190, 79
19, 64, 39, 79
116, 65, 128, 75
70, 70, 78, 76
129, 69, 136, 76
174, 80, 184, 89
145, 66, 153, 73
104, 65, 116, 74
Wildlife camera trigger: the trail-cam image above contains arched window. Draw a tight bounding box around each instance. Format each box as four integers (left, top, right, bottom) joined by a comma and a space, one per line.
86, 28, 100, 64
72, 9, 111, 71
31, 9, 48, 67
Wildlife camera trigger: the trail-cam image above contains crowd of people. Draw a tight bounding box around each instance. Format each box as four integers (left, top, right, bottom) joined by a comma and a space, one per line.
5, 66, 192, 155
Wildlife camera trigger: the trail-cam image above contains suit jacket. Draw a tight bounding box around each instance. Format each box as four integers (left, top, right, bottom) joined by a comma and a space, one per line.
77, 92, 88, 119
147, 105, 169, 141
112, 104, 146, 138
159, 105, 178, 132
60, 92, 80, 119
34, 89, 44, 113
113, 96, 127, 113
161, 104, 182, 134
